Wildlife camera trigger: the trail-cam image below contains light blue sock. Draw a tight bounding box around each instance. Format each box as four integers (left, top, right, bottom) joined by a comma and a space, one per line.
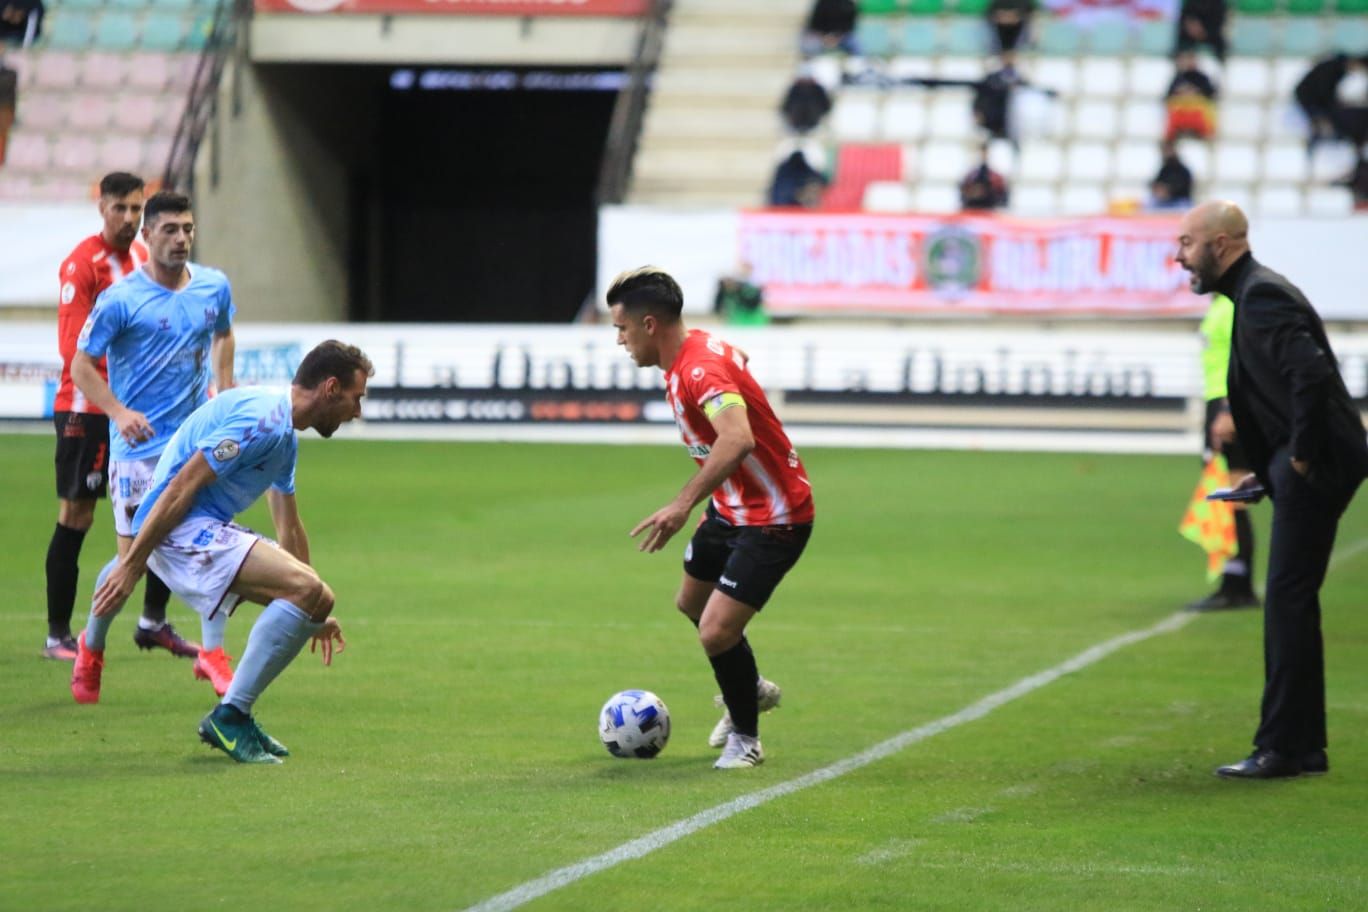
201, 610, 228, 651
222, 599, 321, 715
84, 557, 122, 652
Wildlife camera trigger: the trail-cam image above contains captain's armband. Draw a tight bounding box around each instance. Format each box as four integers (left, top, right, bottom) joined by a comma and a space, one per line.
702, 391, 746, 419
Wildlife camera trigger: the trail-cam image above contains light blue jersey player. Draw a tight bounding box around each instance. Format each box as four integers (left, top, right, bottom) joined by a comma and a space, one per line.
77, 341, 371, 766
70, 190, 236, 663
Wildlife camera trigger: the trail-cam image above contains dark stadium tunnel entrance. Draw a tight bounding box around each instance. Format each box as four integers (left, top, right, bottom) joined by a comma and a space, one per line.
255, 63, 617, 323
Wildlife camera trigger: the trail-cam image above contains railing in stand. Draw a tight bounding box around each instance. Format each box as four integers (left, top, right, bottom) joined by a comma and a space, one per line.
595, 0, 671, 205
162, 0, 248, 195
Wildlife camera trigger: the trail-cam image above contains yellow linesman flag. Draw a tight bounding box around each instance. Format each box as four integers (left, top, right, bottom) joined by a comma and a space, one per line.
1179, 454, 1238, 582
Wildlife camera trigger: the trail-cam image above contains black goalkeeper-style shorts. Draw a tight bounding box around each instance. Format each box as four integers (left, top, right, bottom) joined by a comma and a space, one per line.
683, 504, 812, 610
1203, 398, 1250, 471
53, 412, 109, 500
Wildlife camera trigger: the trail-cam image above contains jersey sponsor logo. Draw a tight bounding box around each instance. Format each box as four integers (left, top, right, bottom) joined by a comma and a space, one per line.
213, 439, 241, 462
193, 527, 215, 547
61, 282, 76, 305
706, 337, 725, 356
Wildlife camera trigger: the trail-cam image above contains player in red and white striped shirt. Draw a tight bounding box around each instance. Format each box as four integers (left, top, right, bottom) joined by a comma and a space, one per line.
609, 267, 814, 770
43, 173, 152, 660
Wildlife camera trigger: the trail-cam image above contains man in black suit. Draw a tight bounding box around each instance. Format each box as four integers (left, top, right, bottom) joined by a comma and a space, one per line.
1175, 200, 1368, 779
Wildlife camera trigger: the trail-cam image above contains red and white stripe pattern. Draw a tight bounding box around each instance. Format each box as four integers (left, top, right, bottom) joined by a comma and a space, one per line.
55, 234, 148, 414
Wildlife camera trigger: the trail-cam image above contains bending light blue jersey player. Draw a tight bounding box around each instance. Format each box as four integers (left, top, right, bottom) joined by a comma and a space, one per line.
79, 341, 372, 765
134, 386, 296, 536
79, 264, 234, 463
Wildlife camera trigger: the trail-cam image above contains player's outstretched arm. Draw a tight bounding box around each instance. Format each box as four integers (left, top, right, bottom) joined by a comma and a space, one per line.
92, 452, 218, 616
72, 350, 153, 445
631, 405, 754, 553
267, 489, 310, 565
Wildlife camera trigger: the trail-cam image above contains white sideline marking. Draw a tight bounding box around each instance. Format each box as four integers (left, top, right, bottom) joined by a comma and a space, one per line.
461, 611, 1195, 912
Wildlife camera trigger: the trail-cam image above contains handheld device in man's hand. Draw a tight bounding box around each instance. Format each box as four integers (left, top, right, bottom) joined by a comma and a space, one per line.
1207, 485, 1266, 503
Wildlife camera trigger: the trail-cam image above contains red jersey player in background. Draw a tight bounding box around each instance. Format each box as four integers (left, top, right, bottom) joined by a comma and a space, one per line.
608, 267, 814, 770
43, 172, 159, 659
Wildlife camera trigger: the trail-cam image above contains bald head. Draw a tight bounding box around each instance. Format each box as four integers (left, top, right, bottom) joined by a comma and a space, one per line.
1175, 200, 1251, 295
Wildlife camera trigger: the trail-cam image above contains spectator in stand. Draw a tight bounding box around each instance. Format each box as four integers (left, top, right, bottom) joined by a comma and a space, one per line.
1295, 54, 1368, 152
0, 0, 43, 46
769, 149, 827, 208
986, 0, 1035, 54
959, 143, 1010, 211
714, 267, 769, 327
1165, 51, 1218, 141
974, 52, 1025, 142
781, 70, 832, 134
1174, 0, 1227, 65
0, 61, 13, 166
1150, 139, 1194, 209
801, 0, 858, 57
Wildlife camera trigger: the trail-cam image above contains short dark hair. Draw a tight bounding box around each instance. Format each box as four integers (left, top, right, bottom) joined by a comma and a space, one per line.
293, 340, 375, 390
606, 267, 684, 322
99, 172, 144, 199
143, 190, 192, 227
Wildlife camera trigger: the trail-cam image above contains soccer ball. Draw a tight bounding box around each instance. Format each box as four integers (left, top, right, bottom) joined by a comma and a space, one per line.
599, 689, 671, 759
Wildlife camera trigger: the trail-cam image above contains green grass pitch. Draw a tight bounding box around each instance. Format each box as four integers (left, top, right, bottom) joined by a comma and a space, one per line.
3, 434, 1368, 911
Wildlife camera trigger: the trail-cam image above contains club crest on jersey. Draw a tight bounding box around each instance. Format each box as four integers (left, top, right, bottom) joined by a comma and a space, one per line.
691, 367, 705, 381
213, 439, 240, 462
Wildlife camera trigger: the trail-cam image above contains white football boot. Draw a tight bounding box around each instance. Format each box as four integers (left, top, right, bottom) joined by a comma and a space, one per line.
714, 732, 765, 769
708, 677, 782, 748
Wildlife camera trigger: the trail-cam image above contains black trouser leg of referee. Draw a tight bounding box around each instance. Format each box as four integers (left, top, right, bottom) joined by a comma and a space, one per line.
1253, 456, 1355, 756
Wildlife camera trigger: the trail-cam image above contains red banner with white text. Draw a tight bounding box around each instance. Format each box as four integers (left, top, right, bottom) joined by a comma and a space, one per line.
738, 211, 1198, 317
253, 0, 647, 15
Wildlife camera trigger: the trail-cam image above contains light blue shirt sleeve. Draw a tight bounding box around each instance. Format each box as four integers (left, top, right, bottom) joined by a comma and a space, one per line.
78, 287, 127, 358
215, 276, 235, 333
270, 440, 297, 496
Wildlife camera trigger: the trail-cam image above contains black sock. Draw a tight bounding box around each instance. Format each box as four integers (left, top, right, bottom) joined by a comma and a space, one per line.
142, 571, 171, 624
45, 523, 87, 639
1223, 510, 1256, 594
709, 638, 759, 737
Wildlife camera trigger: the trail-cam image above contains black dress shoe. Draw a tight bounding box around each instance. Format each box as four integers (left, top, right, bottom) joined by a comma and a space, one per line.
1185, 590, 1261, 613
1301, 750, 1329, 775
1215, 749, 1302, 779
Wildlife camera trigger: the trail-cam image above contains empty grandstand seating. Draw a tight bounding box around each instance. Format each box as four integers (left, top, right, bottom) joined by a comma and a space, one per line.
789, 2, 1368, 216
0, 0, 213, 201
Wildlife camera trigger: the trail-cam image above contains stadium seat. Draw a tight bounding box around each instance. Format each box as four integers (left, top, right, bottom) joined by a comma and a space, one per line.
32, 51, 80, 89
856, 20, 896, 56
61, 0, 105, 9
862, 180, 914, 211
1336, 0, 1368, 12
1175, 138, 1211, 181
127, 51, 174, 90
1305, 185, 1354, 214
881, 92, 930, 140
806, 55, 843, 91
886, 55, 934, 83
1121, 99, 1164, 140
95, 13, 141, 51
897, 19, 939, 55
905, 0, 947, 14
1278, 20, 1325, 56
1066, 141, 1111, 182
1011, 183, 1057, 214
68, 94, 116, 129
141, 14, 187, 51
1261, 141, 1310, 183
98, 135, 146, 171
1255, 184, 1303, 216
1029, 58, 1077, 97
5, 132, 50, 172
1115, 140, 1160, 182
53, 134, 99, 173
152, 0, 197, 9
45, 14, 95, 50
1271, 57, 1311, 100
1285, 0, 1325, 12
109, 0, 151, 9
122, 93, 163, 132
1019, 141, 1064, 182
1087, 20, 1132, 55
952, 0, 989, 14
144, 135, 173, 173
1234, 0, 1278, 13
1310, 141, 1357, 181
1128, 57, 1172, 98
920, 139, 970, 181
1059, 184, 1107, 215
913, 181, 960, 213
986, 139, 1016, 174
943, 18, 988, 55
934, 57, 984, 80
928, 90, 976, 141
1071, 100, 1121, 140
1036, 18, 1082, 55
1207, 181, 1254, 208
1223, 59, 1271, 101
1215, 141, 1260, 182
1078, 57, 1127, 99
80, 51, 127, 87
1230, 19, 1275, 55
1219, 101, 1267, 140
16, 91, 64, 130
832, 91, 882, 140
859, 0, 900, 12
186, 14, 216, 50
1335, 19, 1368, 54
1135, 20, 1173, 56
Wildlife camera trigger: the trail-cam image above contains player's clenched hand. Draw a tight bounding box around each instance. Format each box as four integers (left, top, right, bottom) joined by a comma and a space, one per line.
92, 562, 143, 617
310, 617, 346, 666
630, 502, 691, 553
113, 406, 154, 445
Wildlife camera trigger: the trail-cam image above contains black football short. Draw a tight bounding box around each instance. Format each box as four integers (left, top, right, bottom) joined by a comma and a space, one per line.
683, 504, 812, 610
1204, 398, 1250, 471
53, 412, 109, 500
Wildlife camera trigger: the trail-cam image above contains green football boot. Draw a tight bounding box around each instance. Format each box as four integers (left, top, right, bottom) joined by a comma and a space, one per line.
251, 718, 290, 758
198, 705, 282, 765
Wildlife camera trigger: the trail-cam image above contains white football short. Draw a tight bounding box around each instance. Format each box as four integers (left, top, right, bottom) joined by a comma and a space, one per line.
146, 518, 265, 620
109, 456, 160, 537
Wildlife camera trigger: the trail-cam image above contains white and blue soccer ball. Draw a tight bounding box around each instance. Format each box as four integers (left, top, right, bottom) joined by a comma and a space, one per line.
599, 689, 671, 759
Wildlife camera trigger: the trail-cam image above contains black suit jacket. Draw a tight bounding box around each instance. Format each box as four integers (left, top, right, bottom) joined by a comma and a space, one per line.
1218, 252, 1368, 496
